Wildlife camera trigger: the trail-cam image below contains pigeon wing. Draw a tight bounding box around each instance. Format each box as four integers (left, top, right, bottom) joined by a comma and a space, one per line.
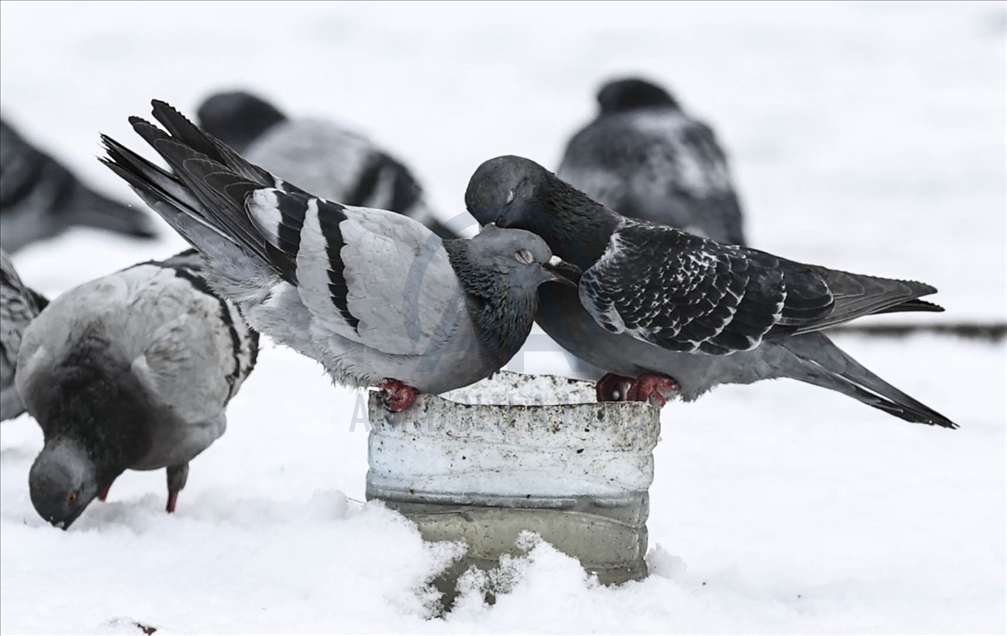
245, 190, 462, 357
579, 221, 937, 355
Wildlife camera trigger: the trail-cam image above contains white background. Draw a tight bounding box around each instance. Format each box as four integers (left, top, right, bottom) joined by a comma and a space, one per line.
1, 2, 1004, 633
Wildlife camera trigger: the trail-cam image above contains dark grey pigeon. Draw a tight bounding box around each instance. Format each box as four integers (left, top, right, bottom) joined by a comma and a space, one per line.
15, 250, 259, 528
557, 78, 747, 246
101, 101, 578, 413
0, 117, 157, 252
1, 249, 47, 421
465, 155, 956, 429
197, 91, 459, 240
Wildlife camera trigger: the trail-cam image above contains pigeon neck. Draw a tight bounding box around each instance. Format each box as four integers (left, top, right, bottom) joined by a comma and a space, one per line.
444, 240, 538, 368
26, 339, 153, 483
536, 178, 622, 270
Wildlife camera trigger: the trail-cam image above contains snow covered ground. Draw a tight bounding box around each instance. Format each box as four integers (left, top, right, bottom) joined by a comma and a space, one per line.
1, 2, 1004, 633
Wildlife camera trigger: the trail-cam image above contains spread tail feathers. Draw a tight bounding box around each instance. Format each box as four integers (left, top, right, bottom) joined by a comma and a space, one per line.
783, 332, 957, 429
99, 129, 273, 295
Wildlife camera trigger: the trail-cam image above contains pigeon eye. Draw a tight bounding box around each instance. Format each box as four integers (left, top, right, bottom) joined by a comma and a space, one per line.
515, 249, 535, 265
67, 491, 78, 504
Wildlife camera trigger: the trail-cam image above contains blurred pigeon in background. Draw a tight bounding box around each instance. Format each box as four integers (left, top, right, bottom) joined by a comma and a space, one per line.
16, 249, 258, 528
557, 77, 747, 246
466, 156, 956, 428
197, 90, 459, 240
1, 117, 157, 252
1, 249, 47, 421
102, 101, 578, 412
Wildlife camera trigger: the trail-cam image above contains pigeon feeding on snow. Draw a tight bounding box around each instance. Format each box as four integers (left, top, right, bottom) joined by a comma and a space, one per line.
16, 250, 258, 528
1, 249, 47, 421
101, 101, 579, 412
557, 78, 747, 246
197, 90, 458, 240
1, 117, 157, 252
465, 155, 956, 428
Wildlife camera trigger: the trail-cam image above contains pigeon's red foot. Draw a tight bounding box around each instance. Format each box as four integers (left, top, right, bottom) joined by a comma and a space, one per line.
97, 479, 115, 502
595, 373, 635, 402
626, 374, 679, 407
166, 492, 179, 514
377, 380, 419, 412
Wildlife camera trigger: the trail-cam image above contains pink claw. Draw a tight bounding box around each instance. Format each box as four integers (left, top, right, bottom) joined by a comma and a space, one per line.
626, 374, 679, 407
376, 380, 420, 412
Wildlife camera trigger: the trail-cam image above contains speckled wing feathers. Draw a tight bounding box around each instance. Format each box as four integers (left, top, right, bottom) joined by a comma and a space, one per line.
579, 220, 937, 355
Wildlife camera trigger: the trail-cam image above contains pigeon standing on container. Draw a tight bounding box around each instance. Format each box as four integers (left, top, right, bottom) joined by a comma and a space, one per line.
1, 249, 47, 421
196, 90, 459, 240
1, 117, 157, 252
465, 155, 956, 428
16, 250, 259, 528
557, 78, 747, 246
101, 100, 579, 413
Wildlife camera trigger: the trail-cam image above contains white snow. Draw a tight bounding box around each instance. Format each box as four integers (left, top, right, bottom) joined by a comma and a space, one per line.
1, 2, 1004, 634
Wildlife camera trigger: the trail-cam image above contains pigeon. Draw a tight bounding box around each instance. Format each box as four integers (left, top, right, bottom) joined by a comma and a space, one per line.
557, 77, 747, 246
465, 155, 957, 428
100, 100, 579, 413
15, 249, 259, 528
1, 116, 157, 252
196, 90, 459, 240
1, 249, 47, 421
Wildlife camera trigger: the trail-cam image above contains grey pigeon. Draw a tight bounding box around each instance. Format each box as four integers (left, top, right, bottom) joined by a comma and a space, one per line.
465, 155, 957, 428
557, 78, 747, 246
15, 249, 259, 528
196, 90, 459, 240
100, 101, 578, 412
1, 117, 157, 252
1, 249, 47, 421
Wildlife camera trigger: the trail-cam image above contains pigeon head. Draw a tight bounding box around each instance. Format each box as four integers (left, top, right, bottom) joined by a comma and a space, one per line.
29, 438, 99, 529
196, 91, 287, 153
467, 225, 580, 288
20, 338, 155, 528
465, 156, 620, 270
596, 78, 678, 114
445, 225, 580, 367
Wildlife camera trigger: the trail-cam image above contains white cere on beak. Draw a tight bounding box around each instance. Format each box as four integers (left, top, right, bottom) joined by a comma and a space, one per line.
55, 521, 65, 529
506, 189, 515, 204
548, 255, 563, 267
515, 249, 535, 265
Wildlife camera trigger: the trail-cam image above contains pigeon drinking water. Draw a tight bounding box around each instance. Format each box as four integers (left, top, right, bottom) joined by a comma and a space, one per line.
197, 90, 459, 240
101, 101, 578, 413
465, 155, 956, 428
16, 250, 258, 528
1, 117, 157, 252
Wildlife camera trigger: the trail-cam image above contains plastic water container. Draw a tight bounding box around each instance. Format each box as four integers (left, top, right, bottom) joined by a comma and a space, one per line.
365, 371, 661, 600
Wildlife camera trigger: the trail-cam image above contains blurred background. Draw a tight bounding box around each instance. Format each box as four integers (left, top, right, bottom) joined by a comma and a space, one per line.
2, 1, 1005, 321
1, 3, 1005, 633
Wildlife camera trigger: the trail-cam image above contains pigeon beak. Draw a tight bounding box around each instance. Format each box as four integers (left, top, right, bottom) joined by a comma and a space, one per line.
54, 520, 66, 530
542, 255, 581, 287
